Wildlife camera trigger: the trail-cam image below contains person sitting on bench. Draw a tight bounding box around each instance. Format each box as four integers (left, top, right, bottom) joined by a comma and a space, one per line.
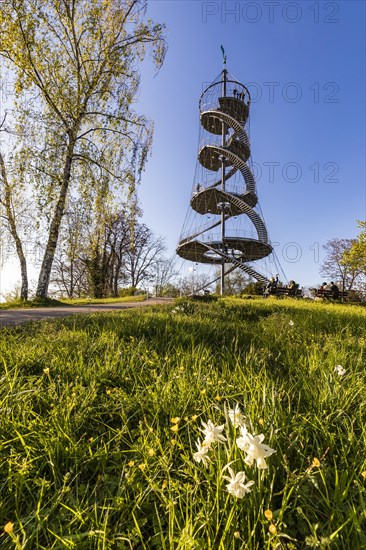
265, 276, 277, 295
287, 280, 298, 296
318, 282, 327, 295
329, 282, 340, 298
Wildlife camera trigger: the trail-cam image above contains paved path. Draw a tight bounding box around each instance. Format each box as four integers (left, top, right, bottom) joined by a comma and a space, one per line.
0, 298, 174, 328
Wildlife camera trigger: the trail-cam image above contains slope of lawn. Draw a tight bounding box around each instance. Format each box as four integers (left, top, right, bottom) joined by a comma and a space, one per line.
0, 297, 365, 549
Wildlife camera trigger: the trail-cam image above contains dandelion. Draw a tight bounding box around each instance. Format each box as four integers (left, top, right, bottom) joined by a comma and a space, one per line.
170, 424, 179, 433
312, 457, 320, 467
264, 509, 273, 520
269, 524, 277, 535
193, 439, 211, 468
201, 419, 226, 446
228, 403, 246, 428
223, 467, 254, 499
4, 522, 14, 534
335, 364, 346, 376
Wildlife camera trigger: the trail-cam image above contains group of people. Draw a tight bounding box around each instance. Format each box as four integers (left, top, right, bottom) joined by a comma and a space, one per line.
264, 276, 299, 296
264, 277, 341, 299
318, 281, 340, 298
233, 88, 245, 101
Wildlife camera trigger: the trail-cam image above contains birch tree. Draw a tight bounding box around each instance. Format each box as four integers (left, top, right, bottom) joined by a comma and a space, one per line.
0, 0, 166, 297
0, 117, 31, 300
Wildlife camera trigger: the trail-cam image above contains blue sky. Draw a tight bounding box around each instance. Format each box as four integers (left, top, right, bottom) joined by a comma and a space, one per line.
137, 0, 365, 286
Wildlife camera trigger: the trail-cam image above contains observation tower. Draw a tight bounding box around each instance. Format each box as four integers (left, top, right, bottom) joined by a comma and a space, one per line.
177, 59, 273, 294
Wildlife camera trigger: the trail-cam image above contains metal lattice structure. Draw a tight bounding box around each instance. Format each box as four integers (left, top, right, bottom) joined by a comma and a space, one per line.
177, 64, 273, 294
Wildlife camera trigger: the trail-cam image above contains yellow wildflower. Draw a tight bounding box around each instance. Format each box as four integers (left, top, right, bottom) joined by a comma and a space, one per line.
4, 522, 14, 534
138, 463, 146, 471
312, 457, 320, 467
128, 461, 135, 467
191, 415, 198, 421
200, 389, 206, 395
162, 479, 168, 489
258, 418, 264, 426
215, 395, 221, 401
171, 439, 177, 446
361, 471, 366, 479
171, 424, 179, 433
170, 417, 180, 424
43, 368, 50, 375
269, 524, 277, 535
264, 509, 273, 521
148, 448, 155, 457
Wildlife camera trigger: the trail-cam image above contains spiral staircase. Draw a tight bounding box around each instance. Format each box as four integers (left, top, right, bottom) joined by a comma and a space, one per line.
177, 68, 272, 290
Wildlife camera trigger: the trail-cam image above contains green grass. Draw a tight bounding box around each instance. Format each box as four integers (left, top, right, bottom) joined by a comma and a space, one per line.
0, 297, 365, 548
0, 295, 146, 310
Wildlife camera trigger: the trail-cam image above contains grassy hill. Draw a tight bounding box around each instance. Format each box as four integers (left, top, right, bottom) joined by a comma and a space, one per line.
0, 297, 365, 548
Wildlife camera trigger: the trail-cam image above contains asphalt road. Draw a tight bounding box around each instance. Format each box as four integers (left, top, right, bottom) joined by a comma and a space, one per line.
0, 298, 174, 328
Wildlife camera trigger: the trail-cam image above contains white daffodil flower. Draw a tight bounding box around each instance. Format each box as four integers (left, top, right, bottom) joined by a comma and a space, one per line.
335, 364, 346, 376
223, 467, 255, 498
193, 439, 211, 468
201, 420, 227, 446
228, 403, 246, 428
242, 432, 275, 470
236, 425, 250, 452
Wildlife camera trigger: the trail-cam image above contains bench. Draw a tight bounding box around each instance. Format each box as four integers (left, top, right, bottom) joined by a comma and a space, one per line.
264, 286, 303, 298
315, 289, 348, 301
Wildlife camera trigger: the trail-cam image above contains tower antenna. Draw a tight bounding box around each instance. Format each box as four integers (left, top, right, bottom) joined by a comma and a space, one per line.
220, 45, 227, 67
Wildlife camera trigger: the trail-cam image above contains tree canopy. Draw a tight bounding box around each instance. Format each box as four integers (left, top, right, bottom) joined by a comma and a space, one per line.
0, 0, 166, 297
